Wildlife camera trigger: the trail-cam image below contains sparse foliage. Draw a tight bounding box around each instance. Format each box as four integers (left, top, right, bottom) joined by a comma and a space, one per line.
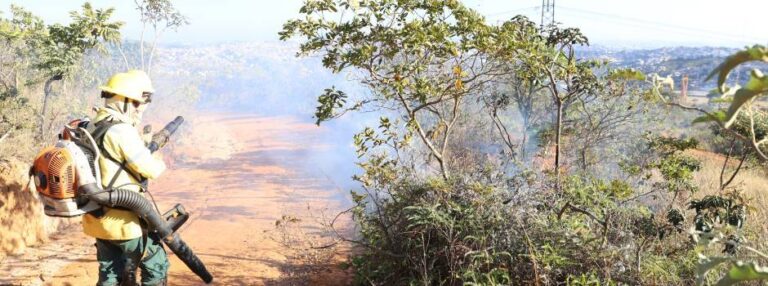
134, 0, 189, 74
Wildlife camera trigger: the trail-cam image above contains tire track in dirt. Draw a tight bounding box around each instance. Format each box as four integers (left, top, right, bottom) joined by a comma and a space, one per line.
44, 113, 353, 285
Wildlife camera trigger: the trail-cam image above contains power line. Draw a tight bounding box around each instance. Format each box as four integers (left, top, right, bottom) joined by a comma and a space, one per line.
558, 10, 761, 45
557, 5, 763, 43
478, 4, 764, 45
485, 6, 541, 18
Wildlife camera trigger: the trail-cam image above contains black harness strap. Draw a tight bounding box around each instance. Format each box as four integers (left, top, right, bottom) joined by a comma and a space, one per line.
86, 119, 145, 218
89, 119, 145, 187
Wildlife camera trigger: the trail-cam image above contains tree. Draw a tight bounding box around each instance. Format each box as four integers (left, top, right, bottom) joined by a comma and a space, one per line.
482, 16, 547, 161
280, 0, 521, 180
35, 2, 123, 137
569, 67, 648, 172
523, 26, 596, 188
0, 5, 47, 99
133, 0, 188, 75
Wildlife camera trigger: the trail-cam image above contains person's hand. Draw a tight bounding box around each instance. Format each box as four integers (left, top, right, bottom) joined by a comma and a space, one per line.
142, 125, 153, 145
151, 131, 170, 150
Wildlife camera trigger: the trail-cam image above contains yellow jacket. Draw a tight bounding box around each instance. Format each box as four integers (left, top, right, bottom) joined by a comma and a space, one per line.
82, 107, 166, 240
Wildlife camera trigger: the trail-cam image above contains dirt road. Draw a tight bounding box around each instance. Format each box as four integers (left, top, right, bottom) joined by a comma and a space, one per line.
46, 113, 353, 285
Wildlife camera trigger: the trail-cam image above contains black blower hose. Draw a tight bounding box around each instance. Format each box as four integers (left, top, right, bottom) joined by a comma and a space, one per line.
80, 183, 214, 283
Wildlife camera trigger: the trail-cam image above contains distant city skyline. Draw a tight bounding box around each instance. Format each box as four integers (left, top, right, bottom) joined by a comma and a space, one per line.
4, 0, 766, 48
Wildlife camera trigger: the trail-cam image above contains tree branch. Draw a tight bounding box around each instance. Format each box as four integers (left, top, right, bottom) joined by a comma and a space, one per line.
719, 139, 736, 190
723, 149, 748, 190
395, 91, 446, 179
116, 42, 131, 70
558, 202, 606, 226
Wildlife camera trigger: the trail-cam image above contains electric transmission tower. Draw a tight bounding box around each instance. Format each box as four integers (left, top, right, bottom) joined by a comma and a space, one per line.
540, 0, 555, 29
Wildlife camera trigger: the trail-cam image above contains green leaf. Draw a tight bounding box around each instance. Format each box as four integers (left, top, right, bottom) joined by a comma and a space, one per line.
716, 261, 768, 286
709, 97, 732, 104
692, 110, 726, 124
722, 69, 768, 128
696, 254, 730, 286
608, 68, 646, 81
706, 45, 768, 93
313, 87, 347, 125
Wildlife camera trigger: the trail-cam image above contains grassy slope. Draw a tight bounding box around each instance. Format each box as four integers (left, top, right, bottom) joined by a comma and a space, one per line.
689, 149, 768, 245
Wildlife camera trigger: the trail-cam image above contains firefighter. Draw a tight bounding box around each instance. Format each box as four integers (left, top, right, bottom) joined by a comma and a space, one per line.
83, 70, 169, 286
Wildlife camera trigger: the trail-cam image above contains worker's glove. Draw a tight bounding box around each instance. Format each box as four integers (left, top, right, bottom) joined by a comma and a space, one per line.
147, 116, 184, 153
150, 130, 171, 150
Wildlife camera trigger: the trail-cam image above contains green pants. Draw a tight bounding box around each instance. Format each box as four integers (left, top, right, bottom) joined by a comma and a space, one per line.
95, 234, 169, 286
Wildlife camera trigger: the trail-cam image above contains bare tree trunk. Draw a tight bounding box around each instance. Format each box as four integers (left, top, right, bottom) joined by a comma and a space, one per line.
490, 111, 516, 159
520, 116, 530, 160
555, 100, 563, 190
39, 75, 62, 138
146, 28, 165, 76
520, 130, 528, 160
116, 43, 131, 70
140, 21, 147, 71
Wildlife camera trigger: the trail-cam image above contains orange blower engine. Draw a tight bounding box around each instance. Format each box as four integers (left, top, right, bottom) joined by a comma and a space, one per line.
32, 120, 102, 217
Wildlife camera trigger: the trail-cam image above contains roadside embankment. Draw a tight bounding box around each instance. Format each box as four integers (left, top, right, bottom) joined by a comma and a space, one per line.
0, 158, 87, 285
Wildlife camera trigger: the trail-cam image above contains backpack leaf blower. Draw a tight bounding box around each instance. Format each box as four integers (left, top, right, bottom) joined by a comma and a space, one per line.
32, 116, 213, 284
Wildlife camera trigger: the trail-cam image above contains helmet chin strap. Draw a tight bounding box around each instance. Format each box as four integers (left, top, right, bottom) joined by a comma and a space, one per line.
123, 97, 129, 113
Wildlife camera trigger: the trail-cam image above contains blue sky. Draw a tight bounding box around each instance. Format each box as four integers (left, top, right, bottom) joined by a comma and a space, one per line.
3, 0, 767, 48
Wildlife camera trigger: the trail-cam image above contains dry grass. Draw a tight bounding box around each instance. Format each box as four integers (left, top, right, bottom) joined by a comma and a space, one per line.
0, 158, 78, 258
689, 149, 768, 247
270, 205, 353, 285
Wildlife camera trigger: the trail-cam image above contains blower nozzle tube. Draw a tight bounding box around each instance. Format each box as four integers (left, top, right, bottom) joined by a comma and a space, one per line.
80, 183, 214, 283
148, 116, 184, 152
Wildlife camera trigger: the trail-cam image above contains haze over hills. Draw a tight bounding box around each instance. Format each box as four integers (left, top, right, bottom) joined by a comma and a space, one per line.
151, 42, 362, 116
147, 42, 762, 112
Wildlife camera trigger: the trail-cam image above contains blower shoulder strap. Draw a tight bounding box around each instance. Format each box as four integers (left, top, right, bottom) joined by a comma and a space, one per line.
87, 120, 144, 190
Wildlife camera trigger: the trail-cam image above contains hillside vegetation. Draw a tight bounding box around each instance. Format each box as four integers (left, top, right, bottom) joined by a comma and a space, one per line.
278, 0, 768, 285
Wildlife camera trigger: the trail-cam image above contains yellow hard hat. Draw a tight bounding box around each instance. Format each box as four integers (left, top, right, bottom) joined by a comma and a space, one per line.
99, 72, 144, 102
126, 69, 155, 93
